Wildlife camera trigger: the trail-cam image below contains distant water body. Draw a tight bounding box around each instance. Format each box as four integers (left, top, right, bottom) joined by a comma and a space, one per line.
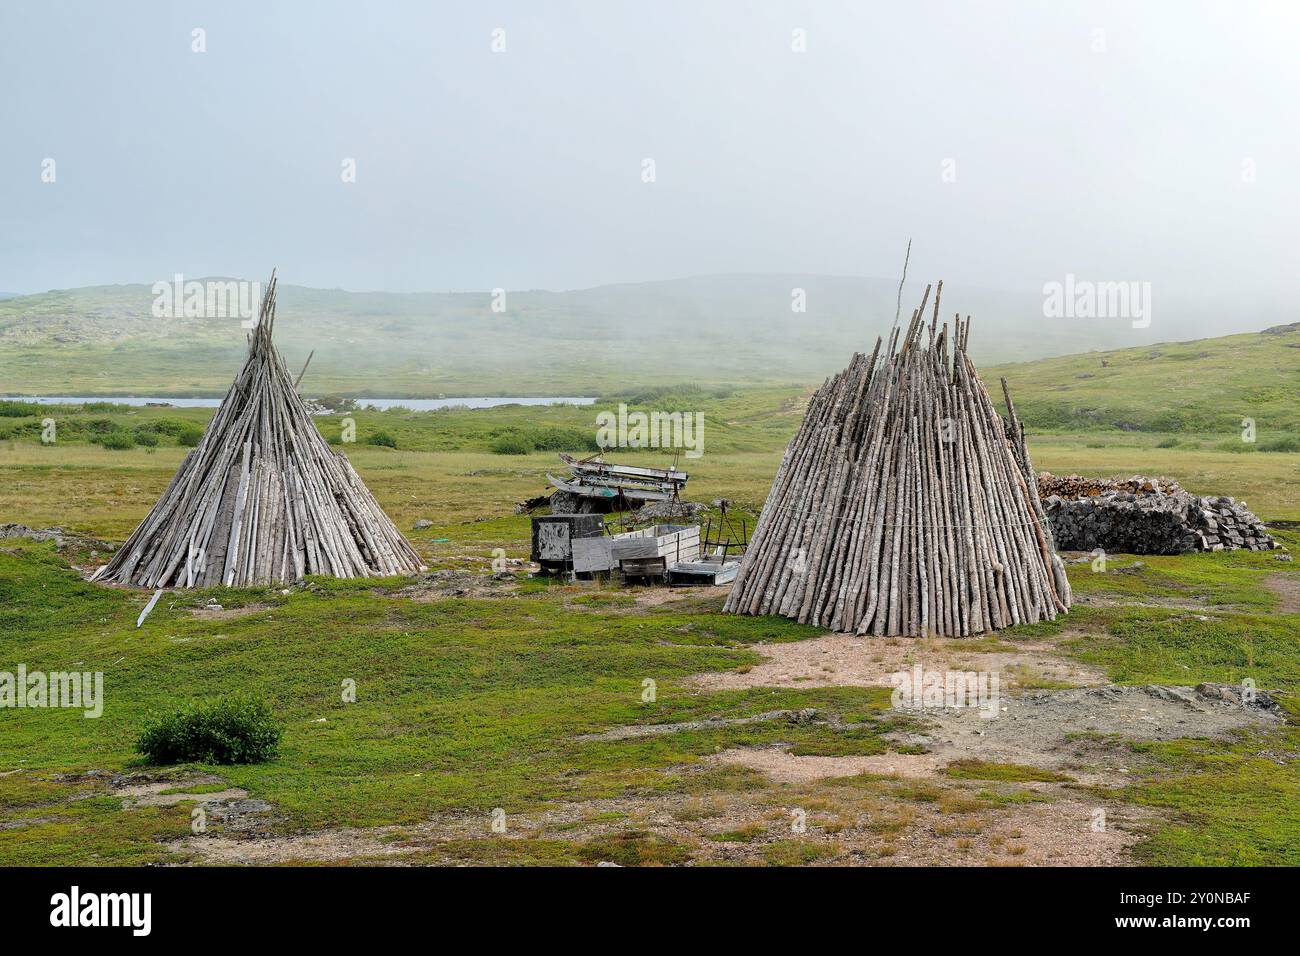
7, 396, 598, 411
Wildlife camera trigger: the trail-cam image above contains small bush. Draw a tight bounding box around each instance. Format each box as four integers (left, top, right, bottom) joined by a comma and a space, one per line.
132, 427, 160, 447
366, 430, 398, 448
136, 695, 282, 765
0, 400, 41, 418
490, 426, 599, 455
490, 431, 534, 455
1259, 436, 1300, 453
175, 423, 205, 447
1155, 437, 1179, 448
531, 426, 599, 452
99, 429, 136, 450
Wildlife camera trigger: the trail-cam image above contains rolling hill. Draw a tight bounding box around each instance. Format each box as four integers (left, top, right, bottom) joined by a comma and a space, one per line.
0, 274, 1269, 397
986, 322, 1300, 439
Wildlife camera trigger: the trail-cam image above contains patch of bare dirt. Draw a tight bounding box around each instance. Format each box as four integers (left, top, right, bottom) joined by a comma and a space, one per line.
123, 786, 249, 808
631, 585, 730, 608
175, 829, 409, 865
577, 708, 818, 742
395, 569, 519, 601
875, 798, 1147, 867
711, 747, 947, 782
114, 775, 249, 808
708, 683, 1281, 788
689, 632, 1106, 692
188, 603, 271, 621
1265, 572, 1300, 613
160, 761, 1154, 868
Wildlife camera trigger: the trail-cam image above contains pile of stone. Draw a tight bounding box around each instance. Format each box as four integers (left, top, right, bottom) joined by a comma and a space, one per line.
1039, 473, 1277, 555
1037, 474, 1183, 499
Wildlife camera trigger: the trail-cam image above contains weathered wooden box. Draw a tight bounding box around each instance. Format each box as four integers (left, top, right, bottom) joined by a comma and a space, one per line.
667, 559, 740, 586
610, 524, 700, 561
611, 524, 701, 579
530, 514, 605, 573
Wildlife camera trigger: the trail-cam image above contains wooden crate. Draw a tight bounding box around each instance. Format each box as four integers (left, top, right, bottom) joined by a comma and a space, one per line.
667, 560, 740, 586
571, 536, 615, 573
610, 524, 700, 562
530, 514, 605, 573
619, 556, 670, 580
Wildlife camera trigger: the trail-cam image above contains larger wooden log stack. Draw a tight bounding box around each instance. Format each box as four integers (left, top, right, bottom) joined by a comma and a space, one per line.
94, 273, 424, 588
723, 283, 1071, 636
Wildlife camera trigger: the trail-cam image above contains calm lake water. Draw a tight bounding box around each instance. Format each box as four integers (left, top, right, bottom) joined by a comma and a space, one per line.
8, 396, 598, 411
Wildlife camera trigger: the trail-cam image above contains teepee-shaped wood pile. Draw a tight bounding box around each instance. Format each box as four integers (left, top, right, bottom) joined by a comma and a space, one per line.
723, 283, 1071, 636
95, 273, 424, 588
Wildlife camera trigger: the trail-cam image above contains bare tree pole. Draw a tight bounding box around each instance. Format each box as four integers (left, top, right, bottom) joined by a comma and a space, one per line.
294, 349, 315, 391
892, 238, 913, 331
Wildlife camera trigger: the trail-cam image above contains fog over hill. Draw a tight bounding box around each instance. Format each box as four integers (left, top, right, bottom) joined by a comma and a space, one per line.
1, 274, 1291, 397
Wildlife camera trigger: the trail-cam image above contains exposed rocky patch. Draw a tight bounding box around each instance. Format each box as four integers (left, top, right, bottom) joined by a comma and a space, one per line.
712, 682, 1284, 788
394, 569, 520, 600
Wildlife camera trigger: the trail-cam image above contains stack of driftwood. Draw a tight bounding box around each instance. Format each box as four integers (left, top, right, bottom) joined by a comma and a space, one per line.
724, 283, 1071, 636
94, 273, 424, 588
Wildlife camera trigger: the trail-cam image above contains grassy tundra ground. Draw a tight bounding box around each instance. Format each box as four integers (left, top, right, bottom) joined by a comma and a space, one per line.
1, 388, 1298, 866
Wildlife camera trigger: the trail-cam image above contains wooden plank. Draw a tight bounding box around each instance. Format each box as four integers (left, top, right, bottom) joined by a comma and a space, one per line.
572, 537, 615, 573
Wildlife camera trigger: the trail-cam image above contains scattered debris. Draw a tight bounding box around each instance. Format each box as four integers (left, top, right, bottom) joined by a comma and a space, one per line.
136, 589, 163, 628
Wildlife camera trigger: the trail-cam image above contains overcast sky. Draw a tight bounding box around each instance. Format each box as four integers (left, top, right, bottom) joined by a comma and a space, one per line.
2, 0, 1297, 321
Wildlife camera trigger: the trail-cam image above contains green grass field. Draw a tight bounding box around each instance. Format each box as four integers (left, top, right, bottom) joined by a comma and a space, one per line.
1, 375, 1298, 866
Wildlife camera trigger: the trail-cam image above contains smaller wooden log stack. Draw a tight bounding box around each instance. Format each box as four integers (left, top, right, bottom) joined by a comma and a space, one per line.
723, 283, 1071, 636
94, 273, 425, 588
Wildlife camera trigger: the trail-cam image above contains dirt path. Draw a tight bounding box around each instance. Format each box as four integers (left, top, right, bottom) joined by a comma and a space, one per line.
689, 631, 1105, 692
710, 682, 1282, 787
1265, 572, 1300, 613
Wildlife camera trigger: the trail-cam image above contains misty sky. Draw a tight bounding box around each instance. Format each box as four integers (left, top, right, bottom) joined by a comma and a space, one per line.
2, 0, 1298, 325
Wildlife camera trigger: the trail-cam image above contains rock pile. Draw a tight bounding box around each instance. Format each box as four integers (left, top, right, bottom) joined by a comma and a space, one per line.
1039, 473, 1277, 555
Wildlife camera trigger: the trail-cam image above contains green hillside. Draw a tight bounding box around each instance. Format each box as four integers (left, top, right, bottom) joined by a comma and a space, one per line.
987, 324, 1300, 442
0, 275, 1246, 397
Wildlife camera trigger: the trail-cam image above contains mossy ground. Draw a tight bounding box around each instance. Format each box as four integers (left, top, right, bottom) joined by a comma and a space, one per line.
1, 390, 1297, 866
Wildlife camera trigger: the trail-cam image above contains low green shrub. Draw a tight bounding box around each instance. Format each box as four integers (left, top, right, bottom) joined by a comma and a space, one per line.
490, 431, 534, 455
0, 400, 41, 418
366, 430, 398, 448
136, 695, 282, 765
175, 423, 205, 447
98, 429, 136, 450
490, 426, 597, 455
